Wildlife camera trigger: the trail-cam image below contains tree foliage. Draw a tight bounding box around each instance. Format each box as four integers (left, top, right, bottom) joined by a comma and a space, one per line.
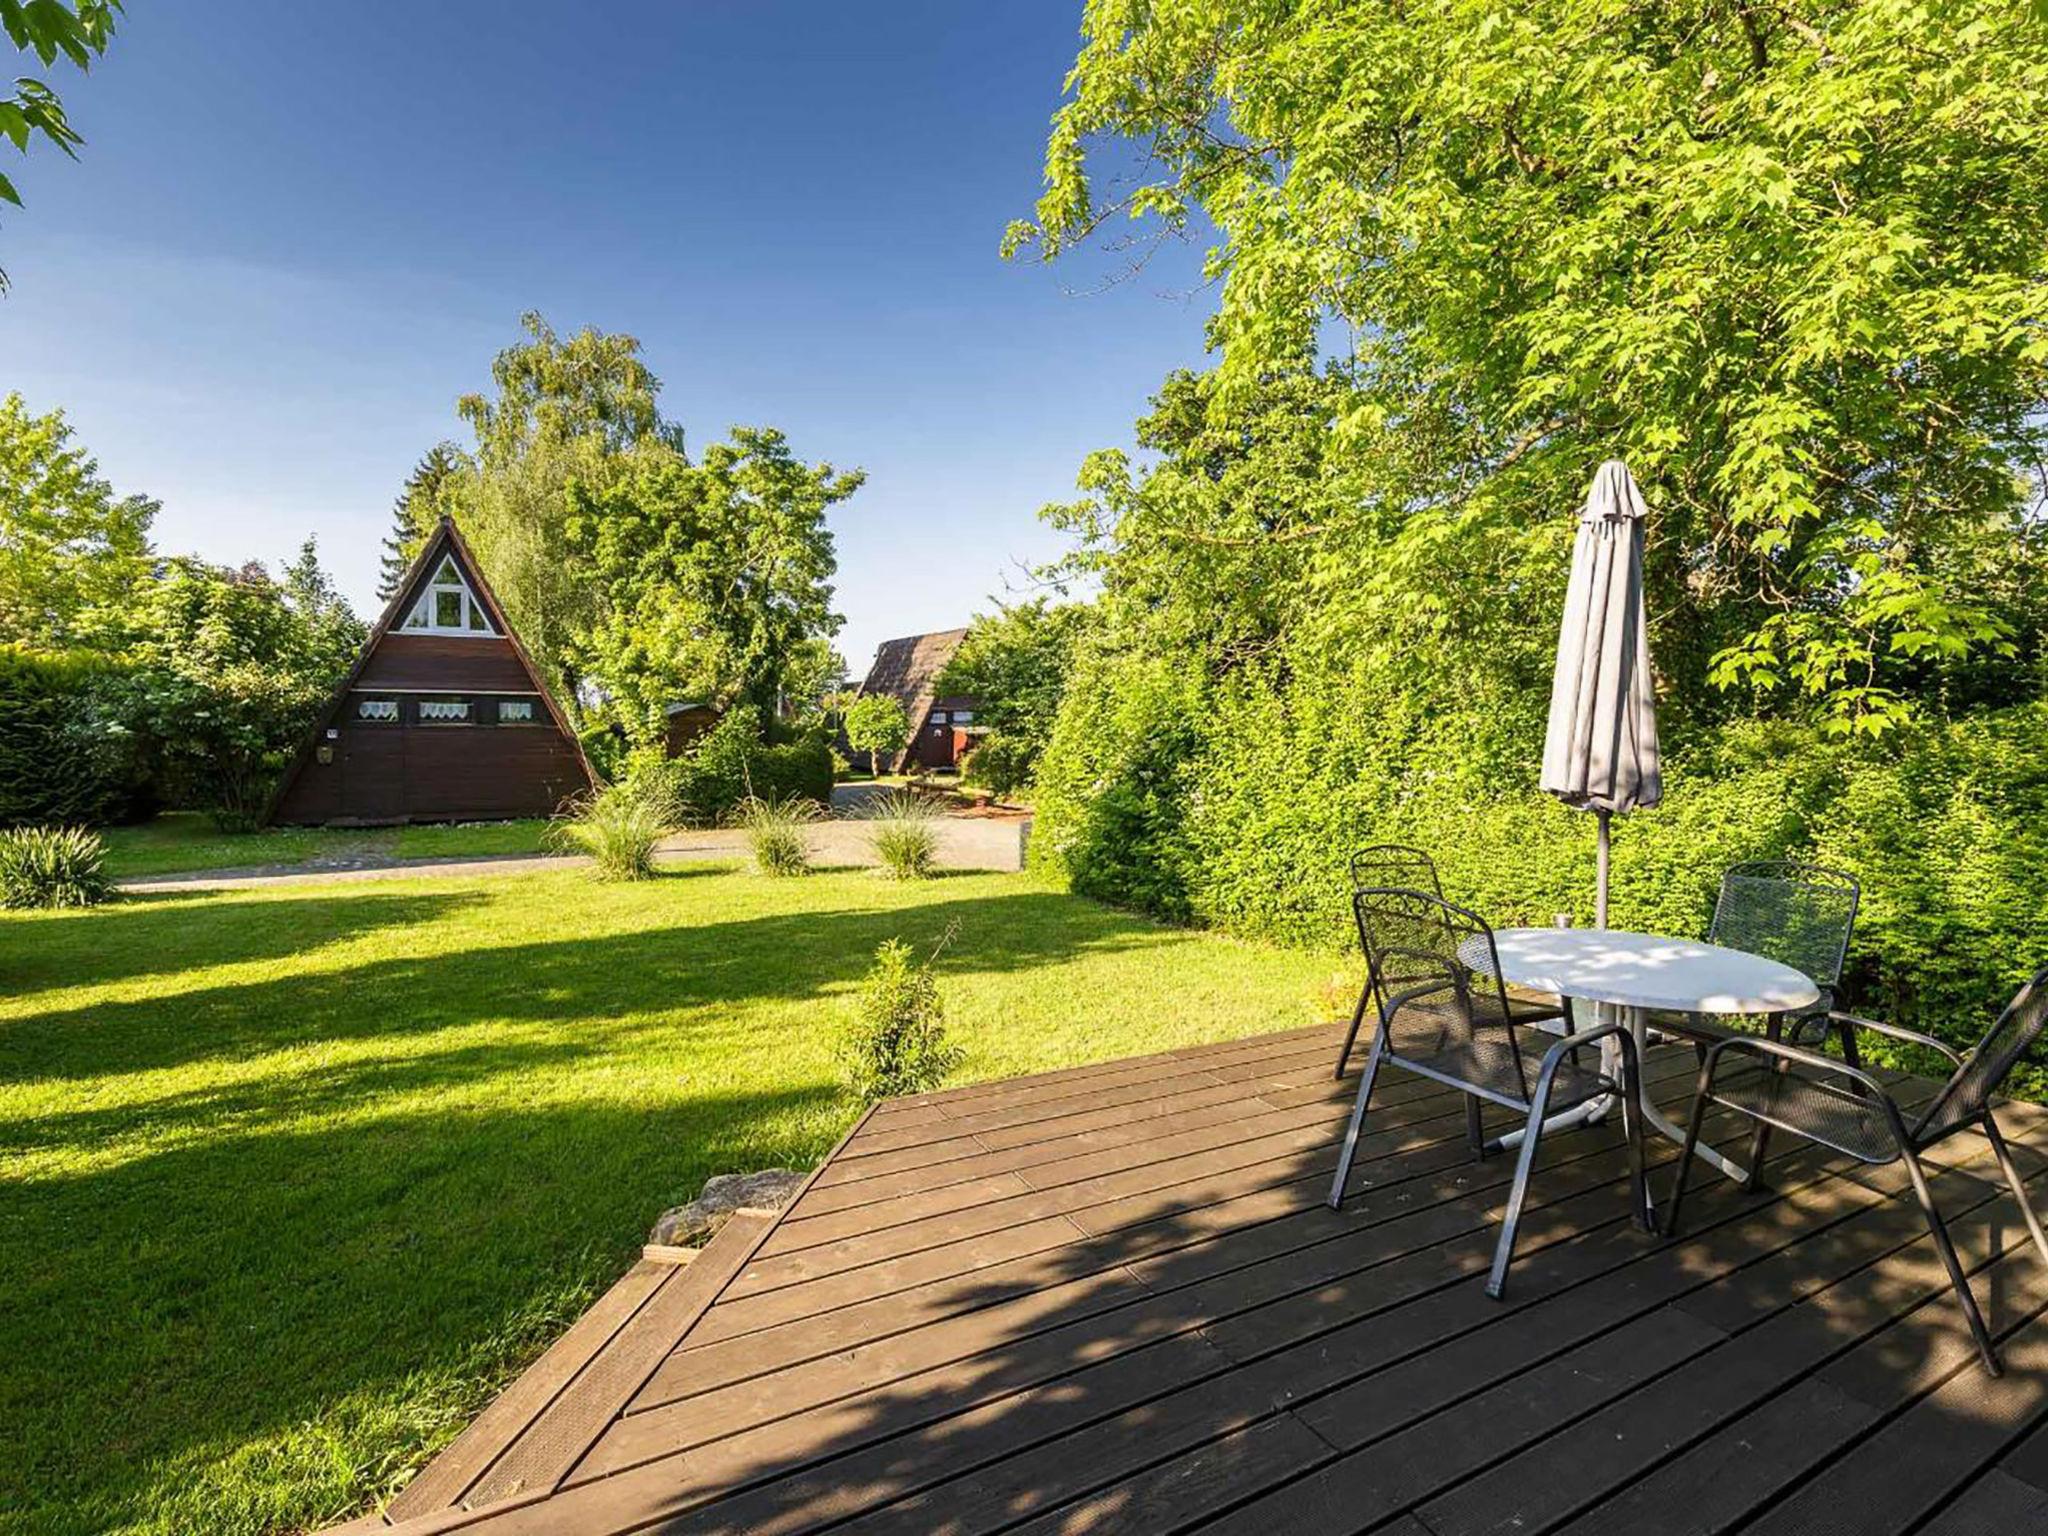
842, 693, 908, 771
939, 599, 1096, 795
1017, 3, 2048, 1054
0, 391, 156, 647
121, 550, 365, 828
441, 314, 856, 743
378, 442, 460, 601
1012, 0, 2048, 735
0, 0, 119, 289
562, 427, 858, 739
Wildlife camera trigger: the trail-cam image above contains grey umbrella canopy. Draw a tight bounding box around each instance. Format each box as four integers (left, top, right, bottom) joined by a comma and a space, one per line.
1540, 459, 1662, 927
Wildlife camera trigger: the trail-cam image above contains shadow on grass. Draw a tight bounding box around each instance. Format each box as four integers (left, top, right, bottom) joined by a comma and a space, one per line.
0, 887, 1165, 1089
2, 1074, 854, 1536
0, 888, 490, 995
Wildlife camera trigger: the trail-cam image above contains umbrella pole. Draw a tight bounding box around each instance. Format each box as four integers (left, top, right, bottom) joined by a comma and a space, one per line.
1595, 809, 1611, 930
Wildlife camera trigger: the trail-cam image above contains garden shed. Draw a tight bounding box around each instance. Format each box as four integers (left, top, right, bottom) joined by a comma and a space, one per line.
267, 518, 594, 825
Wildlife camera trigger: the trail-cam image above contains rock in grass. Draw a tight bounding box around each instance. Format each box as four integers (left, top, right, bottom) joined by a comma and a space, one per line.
649, 1169, 805, 1247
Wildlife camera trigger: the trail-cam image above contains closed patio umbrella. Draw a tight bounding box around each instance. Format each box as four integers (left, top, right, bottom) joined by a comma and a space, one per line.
1540, 460, 1661, 928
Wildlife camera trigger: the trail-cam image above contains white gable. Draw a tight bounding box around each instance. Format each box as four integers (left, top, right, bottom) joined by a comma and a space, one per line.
400, 554, 498, 637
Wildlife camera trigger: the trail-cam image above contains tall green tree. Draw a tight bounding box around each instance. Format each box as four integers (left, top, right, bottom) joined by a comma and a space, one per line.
446, 314, 681, 706
563, 428, 860, 741
377, 443, 460, 601
0, 391, 155, 646
0, 0, 119, 290
1012, 0, 2048, 734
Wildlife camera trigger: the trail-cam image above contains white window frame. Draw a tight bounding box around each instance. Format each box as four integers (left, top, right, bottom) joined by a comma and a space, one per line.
400, 557, 497, 637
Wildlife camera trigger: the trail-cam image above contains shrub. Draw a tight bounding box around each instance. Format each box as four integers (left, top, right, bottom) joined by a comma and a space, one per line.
637, 708, 834, 826
840, 934, 961, 1100
865, 790, 943, 880
546, 783, 669, 880
0, 647, 150, 828
732, 793, 821, 877
0, 826, 114, 910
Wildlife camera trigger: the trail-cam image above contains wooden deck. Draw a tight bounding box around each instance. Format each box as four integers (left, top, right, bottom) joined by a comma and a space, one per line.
335, 1023, 2048, 1535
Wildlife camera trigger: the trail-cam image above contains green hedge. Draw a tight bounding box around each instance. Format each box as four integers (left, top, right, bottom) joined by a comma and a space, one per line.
633, 706, 834, 826
1034, 647, 2048, 1075
0, 647, 151, 829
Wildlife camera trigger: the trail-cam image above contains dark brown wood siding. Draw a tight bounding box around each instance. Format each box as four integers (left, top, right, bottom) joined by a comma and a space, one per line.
273, 715, 587, 824
357, 634, 538, 693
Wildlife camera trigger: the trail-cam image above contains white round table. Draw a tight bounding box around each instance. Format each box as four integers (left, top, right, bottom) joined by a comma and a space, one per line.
1464, 927, 1821, 1183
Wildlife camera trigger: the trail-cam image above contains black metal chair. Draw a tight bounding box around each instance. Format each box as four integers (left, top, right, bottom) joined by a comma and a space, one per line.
1329, 887, 1651, 1300
1648, 859, 1860, 1052
1334, 846, 1570, 1078
1663, 965, 2048, 1375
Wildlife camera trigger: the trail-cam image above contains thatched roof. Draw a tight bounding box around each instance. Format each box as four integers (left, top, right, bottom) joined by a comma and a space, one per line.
857, 627, 969, 770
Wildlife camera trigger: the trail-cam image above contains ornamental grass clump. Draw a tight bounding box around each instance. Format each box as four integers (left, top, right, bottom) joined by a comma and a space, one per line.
840, 930, 961, 1100
732, 793, 820, 877
547, 781, 670, 881
865, 790, 943, 880
0, 826, 114, 910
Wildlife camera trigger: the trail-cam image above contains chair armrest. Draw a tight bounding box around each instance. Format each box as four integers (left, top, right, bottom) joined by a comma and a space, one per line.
1534, 1019, 1632, 1084
1701, 1033, 1897, 1101
1826, 1010, 1966, 1068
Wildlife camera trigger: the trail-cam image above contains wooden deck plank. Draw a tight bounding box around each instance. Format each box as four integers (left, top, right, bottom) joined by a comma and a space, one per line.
345, 1026, 2043, 1536
595, 1103, 1743, 1478
382, 1259, 676, 1520
482, 1098, 1737, 1530
800, 1097, 1960, 1536
460, 1210, 776, 1510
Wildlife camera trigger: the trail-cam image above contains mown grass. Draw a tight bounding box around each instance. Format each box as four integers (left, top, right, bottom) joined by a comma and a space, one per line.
98, 814, 554, 879
0, 865, 1332, 1535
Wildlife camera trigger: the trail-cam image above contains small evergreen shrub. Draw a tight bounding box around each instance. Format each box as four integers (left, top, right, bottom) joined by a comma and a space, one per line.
0, 826, 114, 910
732, 793, 820, 877
547, 784, 668, 880
840, 933, 961, 1100
865, 790, 943, 880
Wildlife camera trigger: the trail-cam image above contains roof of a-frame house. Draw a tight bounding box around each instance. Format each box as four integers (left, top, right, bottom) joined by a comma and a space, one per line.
264, 517, 596, 824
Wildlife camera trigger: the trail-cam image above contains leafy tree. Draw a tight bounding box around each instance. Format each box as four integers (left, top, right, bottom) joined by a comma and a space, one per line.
0, 391, 156, 647
0, 0, 119, 290
377, 443, 460, 601
562, 427, 859, 740
123, 549, 364, 827
1012, 0, 2048, 735
939, 599, 1097, 796
842, 693, 908, 773
445, 314, 682, 707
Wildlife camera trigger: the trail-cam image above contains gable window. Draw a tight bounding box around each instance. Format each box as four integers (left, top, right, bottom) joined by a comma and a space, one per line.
497, 699, 536, 724
418, 698, 471, 723
401, 556, 497, 636
951, 710, 974, 724
355, 697, 399, 723
930, 711, 949, 725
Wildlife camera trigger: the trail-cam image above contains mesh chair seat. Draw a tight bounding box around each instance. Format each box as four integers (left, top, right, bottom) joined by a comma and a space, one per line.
1706, 1057, 1898, 1162
1665, 962, 2048, 1377
1385, 993, 1608, 1108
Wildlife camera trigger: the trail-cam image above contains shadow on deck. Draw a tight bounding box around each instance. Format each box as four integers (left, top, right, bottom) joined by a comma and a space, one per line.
328, 1023, 2048, 1536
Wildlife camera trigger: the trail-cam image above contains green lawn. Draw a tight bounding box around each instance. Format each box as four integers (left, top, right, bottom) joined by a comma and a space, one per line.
0, 865, 1333, 1535
99, 813, 555, 879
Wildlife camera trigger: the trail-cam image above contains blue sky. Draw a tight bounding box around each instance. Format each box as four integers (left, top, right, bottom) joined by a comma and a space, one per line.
2, 1, 1213, 676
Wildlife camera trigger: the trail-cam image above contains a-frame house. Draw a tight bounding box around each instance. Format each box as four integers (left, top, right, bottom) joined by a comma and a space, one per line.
268, 517, 596, 825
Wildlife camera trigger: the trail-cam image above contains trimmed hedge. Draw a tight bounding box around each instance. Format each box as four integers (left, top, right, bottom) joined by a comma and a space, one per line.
0, 647, 151, 829
1033, 643, 2048, 1077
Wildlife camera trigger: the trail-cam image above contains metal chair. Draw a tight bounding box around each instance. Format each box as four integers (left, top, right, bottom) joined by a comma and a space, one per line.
1648, 859, 1860, 1051
1328, 887, 1651, 1299
1334, 846, 1569, 1078
1663, 965, 2048, 1375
